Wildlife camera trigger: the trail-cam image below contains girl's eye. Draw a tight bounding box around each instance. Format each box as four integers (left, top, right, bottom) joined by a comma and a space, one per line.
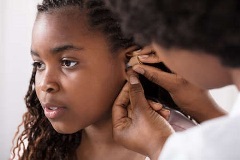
32, 61, 45, 70
62, 59, 78, 68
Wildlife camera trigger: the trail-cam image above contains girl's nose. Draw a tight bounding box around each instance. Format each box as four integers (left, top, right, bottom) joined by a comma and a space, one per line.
40, 70, 60, 93
41, 82, 60, 93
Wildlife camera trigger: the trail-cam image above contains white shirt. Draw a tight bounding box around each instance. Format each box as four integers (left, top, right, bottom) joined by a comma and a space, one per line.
159, 93, 240, 160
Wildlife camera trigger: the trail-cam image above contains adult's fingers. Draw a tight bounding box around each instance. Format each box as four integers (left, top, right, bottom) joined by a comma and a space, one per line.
132, 46, 153, 56
138, 52, 161, 64
127, 71, 149, 113
147, 100, 163, 111
134, 46, 160, 64
132, 64, 187, 93
148, 100, 170, 120
132, 64, 226, 123
112, 70, 174, 158
126, 45, 160, 66
112, 82, 131, 128
128, 52, 161, 67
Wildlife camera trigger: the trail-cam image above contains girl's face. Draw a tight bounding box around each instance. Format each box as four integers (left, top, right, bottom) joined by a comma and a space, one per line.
31, 8, 127, 134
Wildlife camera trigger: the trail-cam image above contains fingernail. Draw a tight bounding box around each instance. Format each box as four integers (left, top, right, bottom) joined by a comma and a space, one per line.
149, 100, 157, 104
132, 49, 142, 56
161, 108, 170, 113
134, 49, 142, 53
133, 66, 145, 75
138, 55, 149, 60
129, 76, 139, 84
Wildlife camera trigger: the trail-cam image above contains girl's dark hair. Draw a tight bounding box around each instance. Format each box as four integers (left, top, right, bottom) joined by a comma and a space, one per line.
37, 0, 134, 53
105, 0, 240, 68
12, 0, 186, 159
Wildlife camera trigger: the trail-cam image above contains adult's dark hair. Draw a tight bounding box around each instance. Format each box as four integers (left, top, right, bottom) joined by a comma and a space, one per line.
11, 0, 185, 159
105, 0, 240, 67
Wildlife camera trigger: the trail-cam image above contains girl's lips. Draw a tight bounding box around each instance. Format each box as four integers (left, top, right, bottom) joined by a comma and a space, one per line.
43, 104, 67, 119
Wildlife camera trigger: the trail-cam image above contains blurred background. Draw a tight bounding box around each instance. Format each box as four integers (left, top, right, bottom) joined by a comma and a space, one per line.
0, 1, 39, 159
0, 0, 238, 159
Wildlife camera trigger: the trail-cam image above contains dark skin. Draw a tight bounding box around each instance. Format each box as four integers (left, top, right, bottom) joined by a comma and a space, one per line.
112, 47, 227, 160
31, 7, 169, 160
127, 47, 226, 123
32, 7, 144, 160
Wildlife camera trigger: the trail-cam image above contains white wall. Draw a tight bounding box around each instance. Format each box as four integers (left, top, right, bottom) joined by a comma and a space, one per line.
0, 1, 38, 159
0, 1, 239, 160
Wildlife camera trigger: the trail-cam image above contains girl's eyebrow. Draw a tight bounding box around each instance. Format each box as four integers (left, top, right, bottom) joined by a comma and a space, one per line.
31, 44, 84, 57
52, 44, 84, 53
31, 50, 39, 57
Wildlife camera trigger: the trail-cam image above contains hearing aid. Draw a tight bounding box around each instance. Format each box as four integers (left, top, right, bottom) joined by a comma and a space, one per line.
125, 55, 143, 70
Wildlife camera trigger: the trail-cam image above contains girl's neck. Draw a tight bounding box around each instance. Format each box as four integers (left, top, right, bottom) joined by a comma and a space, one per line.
76, 118, 146, 160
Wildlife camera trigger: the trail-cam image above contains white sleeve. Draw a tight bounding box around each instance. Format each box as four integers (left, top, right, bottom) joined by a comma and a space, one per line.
158, 114, 240, 160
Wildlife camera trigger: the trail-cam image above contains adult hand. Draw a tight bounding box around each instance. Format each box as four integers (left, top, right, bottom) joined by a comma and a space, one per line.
129, 48, 226, 123
112, 71, 174, 160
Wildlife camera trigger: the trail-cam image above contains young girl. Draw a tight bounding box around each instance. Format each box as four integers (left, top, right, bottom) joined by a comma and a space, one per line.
11, 0, 195, 159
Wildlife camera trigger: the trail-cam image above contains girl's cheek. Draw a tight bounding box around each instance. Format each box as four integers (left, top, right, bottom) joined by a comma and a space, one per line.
35, 74, 42, 92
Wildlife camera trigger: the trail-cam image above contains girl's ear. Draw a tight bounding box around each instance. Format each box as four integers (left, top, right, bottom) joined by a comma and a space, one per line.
118, 46, 140, 80
123, 45, 141, 67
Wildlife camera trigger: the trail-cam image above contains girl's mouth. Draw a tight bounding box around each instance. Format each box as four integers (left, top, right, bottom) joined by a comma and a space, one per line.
43, 103, 67, 119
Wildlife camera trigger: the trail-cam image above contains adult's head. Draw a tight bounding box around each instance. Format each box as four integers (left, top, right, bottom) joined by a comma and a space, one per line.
105, 0, 240, 89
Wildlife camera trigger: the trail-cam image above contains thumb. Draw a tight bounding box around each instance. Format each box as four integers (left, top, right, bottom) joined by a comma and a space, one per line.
112, 82, 131, 129
132, 64, 186, 93
128, 73, 149, 112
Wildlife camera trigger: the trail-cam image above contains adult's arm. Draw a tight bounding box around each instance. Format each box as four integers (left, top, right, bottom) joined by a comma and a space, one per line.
129, 48, 226, 123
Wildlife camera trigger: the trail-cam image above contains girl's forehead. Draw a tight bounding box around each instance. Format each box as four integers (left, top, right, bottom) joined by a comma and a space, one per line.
32, 6, 110, 55
38, 6, 85, 19
36, 7, 91, 32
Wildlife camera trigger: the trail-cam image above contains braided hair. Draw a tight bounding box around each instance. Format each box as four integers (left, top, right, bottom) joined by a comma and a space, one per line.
12, 1, 134, 159
12, 0, 186, 159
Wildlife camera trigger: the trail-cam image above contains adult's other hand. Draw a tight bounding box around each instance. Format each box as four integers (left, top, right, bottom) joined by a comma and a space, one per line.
112, 71, 174, 160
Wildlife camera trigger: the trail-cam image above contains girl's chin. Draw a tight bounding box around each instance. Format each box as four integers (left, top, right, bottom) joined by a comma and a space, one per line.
51, 123, 82, 134
54, 128, 81, 134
